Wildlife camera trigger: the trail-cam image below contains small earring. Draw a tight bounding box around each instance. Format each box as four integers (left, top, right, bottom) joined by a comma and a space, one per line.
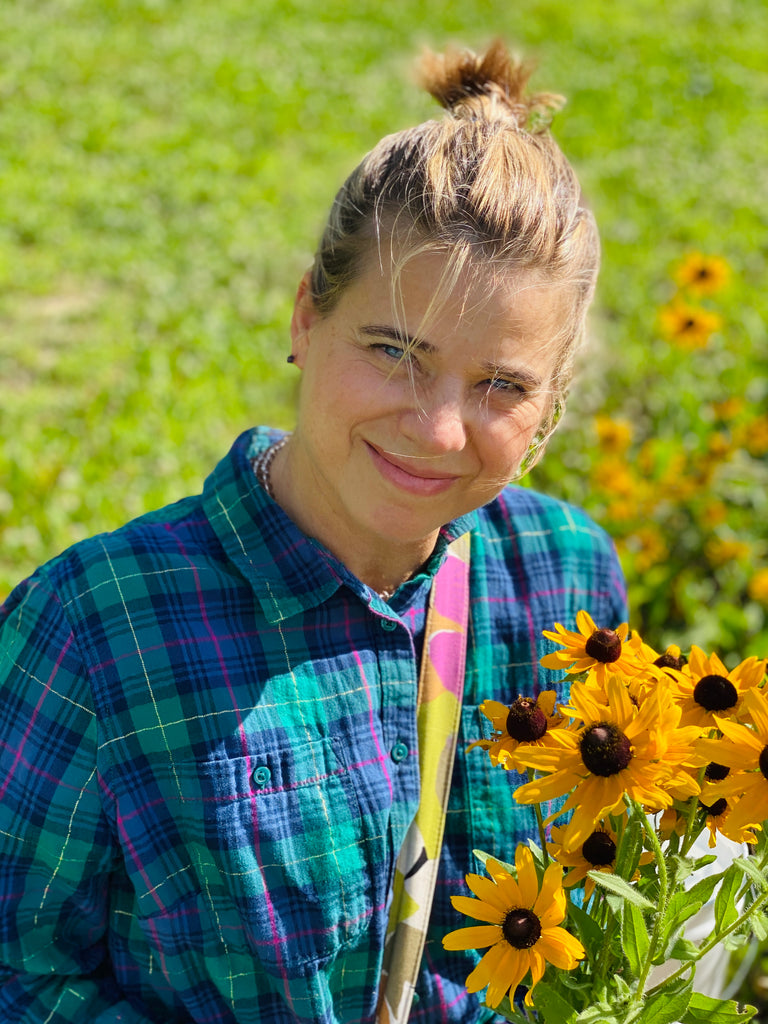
286, 354, 296, 364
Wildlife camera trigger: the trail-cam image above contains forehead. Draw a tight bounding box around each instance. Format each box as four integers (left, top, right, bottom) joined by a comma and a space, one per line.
348, 245, 574, 346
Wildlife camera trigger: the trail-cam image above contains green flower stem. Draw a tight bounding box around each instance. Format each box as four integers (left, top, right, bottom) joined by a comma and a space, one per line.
646, 886, 768, 996
627, 802, 670, 1011
680, 768, 707, 857
528, 769, 550, 865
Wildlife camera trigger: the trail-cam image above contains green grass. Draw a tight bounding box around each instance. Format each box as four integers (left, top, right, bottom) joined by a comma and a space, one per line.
1, 0, 767, 662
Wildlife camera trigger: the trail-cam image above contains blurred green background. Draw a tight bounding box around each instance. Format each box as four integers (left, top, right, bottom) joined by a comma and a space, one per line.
2, 0, 767, 666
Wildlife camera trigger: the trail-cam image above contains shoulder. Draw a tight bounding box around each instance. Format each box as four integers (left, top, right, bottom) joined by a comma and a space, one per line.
1, 491, 216, 643
476, 484, 617, 558
471, 485, 627, 624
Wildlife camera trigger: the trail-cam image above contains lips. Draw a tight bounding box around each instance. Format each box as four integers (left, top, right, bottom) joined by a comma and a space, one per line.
366, 442, 459, 496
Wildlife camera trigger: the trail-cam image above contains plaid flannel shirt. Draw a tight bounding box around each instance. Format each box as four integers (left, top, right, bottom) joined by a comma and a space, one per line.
0, 427, 627, 1023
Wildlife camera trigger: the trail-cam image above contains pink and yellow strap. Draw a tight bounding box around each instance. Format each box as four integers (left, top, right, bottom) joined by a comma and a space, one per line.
377, 532, 471, 1023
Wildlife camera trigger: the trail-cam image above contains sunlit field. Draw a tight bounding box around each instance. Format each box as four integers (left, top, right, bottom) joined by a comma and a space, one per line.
2, 0, 766, 665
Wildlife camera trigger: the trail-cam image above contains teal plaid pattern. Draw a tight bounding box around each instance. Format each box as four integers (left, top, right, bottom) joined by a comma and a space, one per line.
0, 428, 627, 1023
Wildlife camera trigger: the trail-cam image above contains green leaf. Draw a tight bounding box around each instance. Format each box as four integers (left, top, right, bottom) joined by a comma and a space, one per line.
749, 903, 768, 941
654, 891, 705, 963
472, 848, 515, 876
714, 864, 743, 933
665, 937, 701, 962
587, 870, 656, 910
530, 981, 578, 1023
622, 902, 650, 976
665, 890, 705, 932
733, 856, 768, 892
685, 868, 727, 911
575, 1007, 624, 1024
483, 994, 529, 1023
680, 991, 757, 1023
634, 978, 693, 1024
567, 899, 610, 962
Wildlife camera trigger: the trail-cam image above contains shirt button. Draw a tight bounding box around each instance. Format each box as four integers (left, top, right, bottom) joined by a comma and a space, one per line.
391, 741, 409, 763
252, 765, 271, 787
381, 618, 397, 632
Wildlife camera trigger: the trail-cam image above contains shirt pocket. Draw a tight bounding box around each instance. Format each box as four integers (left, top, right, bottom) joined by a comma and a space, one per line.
123, 735, 378, 974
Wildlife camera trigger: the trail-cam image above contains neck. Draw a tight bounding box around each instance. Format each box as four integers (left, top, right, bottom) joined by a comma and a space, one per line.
269, 436, 437, 595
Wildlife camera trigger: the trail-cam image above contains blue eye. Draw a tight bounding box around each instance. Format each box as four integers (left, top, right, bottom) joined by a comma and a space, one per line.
485, 377, 527, 396
378, 343, 405, 359
372, 342, 413, 363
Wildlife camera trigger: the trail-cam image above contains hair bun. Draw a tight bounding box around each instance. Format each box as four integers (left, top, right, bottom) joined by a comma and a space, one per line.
419, 38, 565, 132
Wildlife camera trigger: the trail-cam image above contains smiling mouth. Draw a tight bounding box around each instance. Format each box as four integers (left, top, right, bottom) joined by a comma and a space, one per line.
366, 442, 459, 495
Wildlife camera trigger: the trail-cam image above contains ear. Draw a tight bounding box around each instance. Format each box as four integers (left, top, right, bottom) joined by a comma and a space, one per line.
289, 270, 321, 369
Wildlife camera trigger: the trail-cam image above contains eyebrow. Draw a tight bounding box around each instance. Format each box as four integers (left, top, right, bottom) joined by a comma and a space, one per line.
360, 323, 545, 390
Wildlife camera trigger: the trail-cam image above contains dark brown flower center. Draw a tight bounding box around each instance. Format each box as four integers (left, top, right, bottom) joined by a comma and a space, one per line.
582, 830, 616, 867
506, 697, 548, 742
580, 722, 633, 776
759, 746, 768, 781
700, 797, 727, 817
704, 762, 729, 781
584, 628, 622, 663
655, 652, 687, 671
693, 674, 737, 712
502, 908, 541, 949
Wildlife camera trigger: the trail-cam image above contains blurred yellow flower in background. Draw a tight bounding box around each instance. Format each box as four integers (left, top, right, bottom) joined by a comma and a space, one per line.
739, 414, 768, 457
673, 252, 731, 296
705, 536, 751, 567
658, 301, 723, 348
748, 569, 768, 606
594, 416, 633, 454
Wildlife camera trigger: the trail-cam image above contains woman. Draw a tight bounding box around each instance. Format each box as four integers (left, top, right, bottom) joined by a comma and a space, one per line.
0, 41, 626, 1024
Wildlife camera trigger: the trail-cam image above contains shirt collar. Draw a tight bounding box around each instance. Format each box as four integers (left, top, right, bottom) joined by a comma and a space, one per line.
202, 428, 476, 623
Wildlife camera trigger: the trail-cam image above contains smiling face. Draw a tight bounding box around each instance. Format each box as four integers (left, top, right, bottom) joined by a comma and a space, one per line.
276, 247, 572, 585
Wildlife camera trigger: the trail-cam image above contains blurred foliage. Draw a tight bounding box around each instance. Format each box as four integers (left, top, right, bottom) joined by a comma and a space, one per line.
1, 0, 767, 670
529, 251, 768, 664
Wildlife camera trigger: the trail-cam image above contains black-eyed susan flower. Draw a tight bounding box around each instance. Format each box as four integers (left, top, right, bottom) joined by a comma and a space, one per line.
658, 300, 722, 349
468, 691, 565, 771
513, 676, 703, 847
442, 846, 584, 1009
549, 821, 654, 898
696, 686, 768, 833
698, 766, 758, 848
540, 610, 644, 683
667, 646, 767, 729
673, 252, 731, 296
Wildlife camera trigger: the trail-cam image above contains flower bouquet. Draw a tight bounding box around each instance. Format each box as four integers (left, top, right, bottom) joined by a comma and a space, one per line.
443, 612, 768, 1023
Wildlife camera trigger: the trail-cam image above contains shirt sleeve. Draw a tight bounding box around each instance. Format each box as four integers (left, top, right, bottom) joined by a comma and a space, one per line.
0, 576, 155, 1023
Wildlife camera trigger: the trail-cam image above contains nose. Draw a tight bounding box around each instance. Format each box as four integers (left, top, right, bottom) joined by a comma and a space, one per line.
399, 381, 469, 455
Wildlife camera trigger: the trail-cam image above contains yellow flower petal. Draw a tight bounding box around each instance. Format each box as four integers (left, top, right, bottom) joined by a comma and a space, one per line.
450, 895, 505, 924
515, 846, 538, 908
465, 872, 513, 914
443, 924, 502, 951
464, 939, 507, 995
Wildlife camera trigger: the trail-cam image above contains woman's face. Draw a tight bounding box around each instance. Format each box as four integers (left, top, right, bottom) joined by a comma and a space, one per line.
287, 249, 570, 561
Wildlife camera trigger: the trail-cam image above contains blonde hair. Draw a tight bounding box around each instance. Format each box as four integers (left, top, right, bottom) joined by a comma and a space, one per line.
308, 39, 600, 471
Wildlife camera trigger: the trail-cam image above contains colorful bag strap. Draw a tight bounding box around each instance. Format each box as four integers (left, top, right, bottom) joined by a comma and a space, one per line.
377, 532, 471, 1024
